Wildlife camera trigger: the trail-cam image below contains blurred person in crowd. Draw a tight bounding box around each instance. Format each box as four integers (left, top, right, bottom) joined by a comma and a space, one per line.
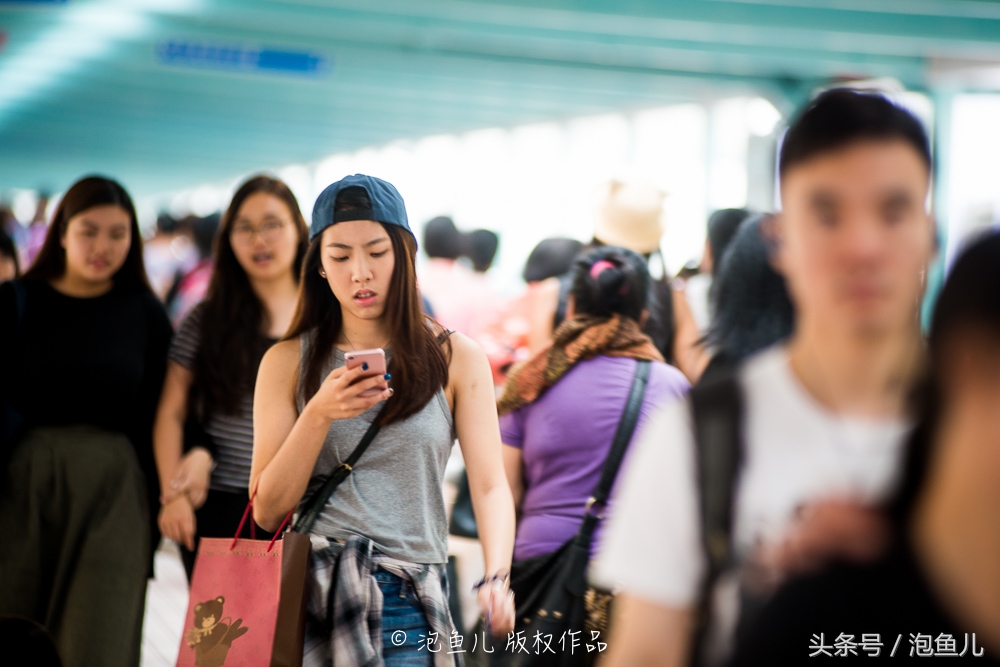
592, 89, 935, 666
498, 247, 690, 663
533, 181, 709, 383
475, 237, 584, 386
0, 176, 172, 667
699, 213, 795, 385
0, 227, 19, 283
250, 175, 515, 664
729, 231, 1000, 664
1, 206, 27, 271
683, 208, 755, 332
418, 215, 478, 333
23, 192, 50, 267
144, 212, 197, 301
466, 228, 499, 274
167, 213, 219, 325
154, 176, 308, 578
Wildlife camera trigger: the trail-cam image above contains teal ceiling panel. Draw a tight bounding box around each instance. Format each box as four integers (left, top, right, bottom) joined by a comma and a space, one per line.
2, 0, 999, 197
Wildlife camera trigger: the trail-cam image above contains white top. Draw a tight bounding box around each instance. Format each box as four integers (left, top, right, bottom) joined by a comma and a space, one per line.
684, 273, 713, 333
590, 344, 911, 607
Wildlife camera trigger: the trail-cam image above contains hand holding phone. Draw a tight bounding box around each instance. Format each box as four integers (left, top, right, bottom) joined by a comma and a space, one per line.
345, 348, 388, 398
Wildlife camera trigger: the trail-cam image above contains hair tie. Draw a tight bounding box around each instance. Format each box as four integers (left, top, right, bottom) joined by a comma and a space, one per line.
589, 259, 616, 280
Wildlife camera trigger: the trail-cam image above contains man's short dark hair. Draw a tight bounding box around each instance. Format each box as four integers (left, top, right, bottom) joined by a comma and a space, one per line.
779, 88, 931, 179
423, 216, 463, 259
707, 208, 753, 276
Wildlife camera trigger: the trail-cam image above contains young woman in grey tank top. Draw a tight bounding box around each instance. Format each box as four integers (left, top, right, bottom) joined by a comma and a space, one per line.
251, 175, 515, 665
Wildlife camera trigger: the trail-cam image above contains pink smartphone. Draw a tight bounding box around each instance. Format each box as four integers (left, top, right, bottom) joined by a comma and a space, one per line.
345, 348, 388, 398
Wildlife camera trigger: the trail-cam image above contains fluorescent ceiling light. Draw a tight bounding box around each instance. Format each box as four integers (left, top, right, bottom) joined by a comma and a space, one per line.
0, 0, 198, 123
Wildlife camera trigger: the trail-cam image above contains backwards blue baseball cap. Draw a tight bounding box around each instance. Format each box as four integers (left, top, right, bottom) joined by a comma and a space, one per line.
310, 174, 414, 243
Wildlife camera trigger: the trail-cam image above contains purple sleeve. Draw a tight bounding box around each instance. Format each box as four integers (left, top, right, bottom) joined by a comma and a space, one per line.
499, 408, 525, 449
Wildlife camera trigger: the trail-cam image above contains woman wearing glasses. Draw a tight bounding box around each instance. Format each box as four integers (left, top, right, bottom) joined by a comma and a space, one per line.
153, 175, 309, 577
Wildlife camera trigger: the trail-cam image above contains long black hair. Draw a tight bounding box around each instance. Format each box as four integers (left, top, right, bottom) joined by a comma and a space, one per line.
706, 214, 795, 363
891, 230, 1000, 522
22, 175, 150, 293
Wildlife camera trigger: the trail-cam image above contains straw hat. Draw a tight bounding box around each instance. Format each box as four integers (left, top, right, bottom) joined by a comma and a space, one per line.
593, 180, 666, 255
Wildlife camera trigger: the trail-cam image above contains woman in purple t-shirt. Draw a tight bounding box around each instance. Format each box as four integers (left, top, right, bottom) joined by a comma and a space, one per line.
499, 247, 690, 564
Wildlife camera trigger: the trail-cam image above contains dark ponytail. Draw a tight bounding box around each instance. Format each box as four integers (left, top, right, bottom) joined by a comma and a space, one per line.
569, 246, 650, 321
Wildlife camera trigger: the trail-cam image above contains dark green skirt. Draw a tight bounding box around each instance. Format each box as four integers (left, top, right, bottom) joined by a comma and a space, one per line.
0, 426, 150, 667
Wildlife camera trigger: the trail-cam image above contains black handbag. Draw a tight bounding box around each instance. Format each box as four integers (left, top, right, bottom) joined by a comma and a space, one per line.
504, 360, 651, 667
449, 470, 479, 539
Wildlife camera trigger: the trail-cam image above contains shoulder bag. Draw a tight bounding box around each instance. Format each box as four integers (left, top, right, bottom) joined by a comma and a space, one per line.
504, 359, 651, 667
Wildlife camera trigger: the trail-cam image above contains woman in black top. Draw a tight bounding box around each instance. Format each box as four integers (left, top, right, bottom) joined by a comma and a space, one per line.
0, 176, 172, 667
154, 175, 308, 578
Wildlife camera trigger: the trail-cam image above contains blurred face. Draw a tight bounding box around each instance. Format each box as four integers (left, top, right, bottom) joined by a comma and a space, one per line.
0, 254, 16, 282
776, 139, 934, 340
229, 192, 300, 282
319, 220, 395, 322
60, 204, 132, 285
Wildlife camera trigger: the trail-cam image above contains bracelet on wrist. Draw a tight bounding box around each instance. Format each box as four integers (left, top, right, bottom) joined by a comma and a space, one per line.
472, 571, 510, 592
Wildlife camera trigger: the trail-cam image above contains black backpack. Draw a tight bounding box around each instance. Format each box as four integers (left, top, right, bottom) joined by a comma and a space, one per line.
688, 365, 745, 667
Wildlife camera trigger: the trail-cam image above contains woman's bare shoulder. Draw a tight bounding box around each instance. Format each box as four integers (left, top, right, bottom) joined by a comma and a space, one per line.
260, 338, 301, 378
445, 330, 490, 381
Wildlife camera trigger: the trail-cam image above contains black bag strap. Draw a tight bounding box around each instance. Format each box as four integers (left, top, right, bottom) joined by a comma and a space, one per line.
293, 408, 384, 534
590, 359, 651, 513
552, 359, 650, 600
688, 368, 744, 667
577, 359, 651, 546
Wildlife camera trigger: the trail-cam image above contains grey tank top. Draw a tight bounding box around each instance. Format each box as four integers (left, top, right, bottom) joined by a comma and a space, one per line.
295, 331, 455, 564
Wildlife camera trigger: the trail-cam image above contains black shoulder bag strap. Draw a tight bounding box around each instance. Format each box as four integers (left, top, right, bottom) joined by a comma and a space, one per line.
687, 369, 745, 667
292, 408, 384, 534
292, 329, 454, 534
588, 359, 652, 522
566, 359, 651, 594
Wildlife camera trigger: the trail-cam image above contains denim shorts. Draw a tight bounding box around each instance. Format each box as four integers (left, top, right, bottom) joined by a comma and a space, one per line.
375, 568, 434, 667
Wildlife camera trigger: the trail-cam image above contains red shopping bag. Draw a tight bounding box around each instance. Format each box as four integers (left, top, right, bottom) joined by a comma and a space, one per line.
176, 502, 309, 667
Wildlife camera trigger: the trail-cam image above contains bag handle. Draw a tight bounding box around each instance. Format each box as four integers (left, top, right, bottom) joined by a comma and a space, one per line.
231, 485, 296, 552
583, 359, 651, 522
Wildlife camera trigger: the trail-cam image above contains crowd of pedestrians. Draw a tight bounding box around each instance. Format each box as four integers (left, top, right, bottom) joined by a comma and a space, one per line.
1, 88, 999, 667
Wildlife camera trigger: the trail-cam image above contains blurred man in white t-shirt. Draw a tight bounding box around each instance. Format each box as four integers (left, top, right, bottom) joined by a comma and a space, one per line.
591, 88, 936, 666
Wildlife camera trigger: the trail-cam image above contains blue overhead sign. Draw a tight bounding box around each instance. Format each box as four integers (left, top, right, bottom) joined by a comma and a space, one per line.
157, 40, 327, 76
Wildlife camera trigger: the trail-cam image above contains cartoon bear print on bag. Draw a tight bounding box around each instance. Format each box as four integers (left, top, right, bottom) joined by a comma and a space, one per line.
184, 596, 249, 667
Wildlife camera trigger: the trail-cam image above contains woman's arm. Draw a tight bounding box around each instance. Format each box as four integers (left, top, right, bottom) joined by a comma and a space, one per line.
153, 361, 193, 498
250, 339, 391, 531
671, 285, 710, 384
502, 444, 525, 513
449, 332, 517, 634
153, 361, 198, 549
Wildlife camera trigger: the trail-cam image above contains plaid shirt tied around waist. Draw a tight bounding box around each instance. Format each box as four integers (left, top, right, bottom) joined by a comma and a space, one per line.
303, 534, 463, 667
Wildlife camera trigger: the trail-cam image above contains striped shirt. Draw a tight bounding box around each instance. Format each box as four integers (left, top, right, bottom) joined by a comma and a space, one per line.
169, 303, 274, 493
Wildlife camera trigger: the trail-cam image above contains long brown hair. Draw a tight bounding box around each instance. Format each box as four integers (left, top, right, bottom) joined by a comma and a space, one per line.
23, 175, 150, 293
286, 189, 450, 427
191, 175, 309, 417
